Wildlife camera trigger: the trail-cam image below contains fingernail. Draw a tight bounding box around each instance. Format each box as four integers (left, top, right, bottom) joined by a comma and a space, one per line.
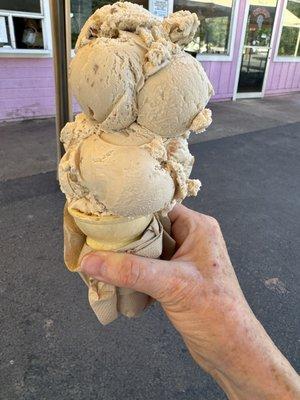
79, 253, 106, 277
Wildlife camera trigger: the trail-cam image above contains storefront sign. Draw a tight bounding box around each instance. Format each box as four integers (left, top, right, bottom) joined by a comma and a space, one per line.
149, 0, 169, 18
253, 7, 270, 19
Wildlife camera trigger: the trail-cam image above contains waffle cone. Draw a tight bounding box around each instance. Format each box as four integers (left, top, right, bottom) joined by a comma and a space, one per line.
68, 207, 152, 251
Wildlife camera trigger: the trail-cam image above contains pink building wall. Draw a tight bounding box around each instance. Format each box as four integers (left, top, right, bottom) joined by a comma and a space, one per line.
266, 62, 300, 95
0, 58, 55, 120
0, 0, 299, 122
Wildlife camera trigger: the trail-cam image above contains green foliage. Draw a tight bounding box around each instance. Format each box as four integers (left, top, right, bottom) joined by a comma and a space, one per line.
278, 26, 299, 56
286, 0, 300, 18
278, 0, 300, 57
205, 17, 228, 48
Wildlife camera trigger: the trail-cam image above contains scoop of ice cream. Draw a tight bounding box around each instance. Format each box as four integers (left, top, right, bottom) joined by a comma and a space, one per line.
73, 1, 179, 79
137, 52, 214, 137
59, 118, 200, 217
70, 35, 145, 131
75, 2, 160, 50
70, 2, 212, 134
59, 129, 175, 217
162, 10, 200, 47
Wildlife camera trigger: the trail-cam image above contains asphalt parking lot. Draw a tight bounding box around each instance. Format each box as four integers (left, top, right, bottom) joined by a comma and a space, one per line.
0, 95, 299, 399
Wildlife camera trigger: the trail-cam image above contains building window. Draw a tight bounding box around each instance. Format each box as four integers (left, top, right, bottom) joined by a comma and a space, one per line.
71, 0, 149, 49
173, 0, 235, 55
0, 0, 47, 52
0, 1, 41, 13
277, 0, 300, 58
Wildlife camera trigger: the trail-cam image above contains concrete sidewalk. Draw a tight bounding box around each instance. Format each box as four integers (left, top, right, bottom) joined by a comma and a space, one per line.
0, 95, 299, 399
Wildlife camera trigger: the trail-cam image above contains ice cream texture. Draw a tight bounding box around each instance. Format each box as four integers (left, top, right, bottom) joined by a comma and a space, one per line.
59, 114, 200, 217
59, 1, 213, 218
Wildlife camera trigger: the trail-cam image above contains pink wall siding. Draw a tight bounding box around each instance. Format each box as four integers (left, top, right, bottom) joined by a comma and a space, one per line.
266, 62, 300, 95
0, 58, 55, 121
202, 61, 233, 100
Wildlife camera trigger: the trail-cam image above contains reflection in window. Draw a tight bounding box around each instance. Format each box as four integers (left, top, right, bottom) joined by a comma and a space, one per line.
278, 0, 300, 57
173, 0, 234, 55
13, 17, 44, 49
0, 0, 41, 13
237, 0, 277, 93
71, 0, 149, 49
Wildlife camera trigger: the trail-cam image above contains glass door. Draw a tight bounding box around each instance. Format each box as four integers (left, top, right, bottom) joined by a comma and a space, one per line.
237, 0, 277, 95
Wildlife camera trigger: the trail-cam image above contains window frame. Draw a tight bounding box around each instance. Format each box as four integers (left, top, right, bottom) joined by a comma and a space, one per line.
0, 0, 52, 57
170, 0, 240, 61
274, 0, 300, 62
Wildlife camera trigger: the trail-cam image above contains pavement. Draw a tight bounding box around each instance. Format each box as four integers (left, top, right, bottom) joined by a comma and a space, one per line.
0, 94, 299, 399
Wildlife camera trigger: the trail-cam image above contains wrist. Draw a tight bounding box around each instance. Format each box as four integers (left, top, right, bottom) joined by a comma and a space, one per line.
186, 302, 300, 400
219, 311, 300, 399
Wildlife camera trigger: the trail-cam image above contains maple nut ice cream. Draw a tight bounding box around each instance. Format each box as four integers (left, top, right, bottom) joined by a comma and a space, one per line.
59, 2, 213, 218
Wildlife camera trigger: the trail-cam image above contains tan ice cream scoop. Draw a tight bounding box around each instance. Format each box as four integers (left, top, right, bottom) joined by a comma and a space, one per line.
69, 1, 213, 137
69, 35, 145, 131
137, 52, 213, 137
59, 116, 201, 217
74, 2, 160, 50
59, 132, 175, 217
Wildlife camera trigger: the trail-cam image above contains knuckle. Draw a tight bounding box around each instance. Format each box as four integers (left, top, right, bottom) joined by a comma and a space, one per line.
120, 255, 142, 288
166, 264, 201, 298
206, 216, 221, 233
193, 213, 220, 234
207, 215, 219, 227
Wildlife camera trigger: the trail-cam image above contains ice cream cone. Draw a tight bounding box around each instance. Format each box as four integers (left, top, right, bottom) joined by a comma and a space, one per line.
67, 207, 153, 323
68, 207, 152, 251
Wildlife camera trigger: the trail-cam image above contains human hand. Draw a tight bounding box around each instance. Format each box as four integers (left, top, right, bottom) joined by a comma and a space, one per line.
80, 205, 300, 400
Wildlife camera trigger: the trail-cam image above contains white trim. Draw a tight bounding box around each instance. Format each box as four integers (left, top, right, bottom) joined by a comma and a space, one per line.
273, 0, 286, 59
233, 0, 250, 100
196, 54, 234, 62
233, 0, 281, 100
8, 14, 16, 48
235, 92, 263, 99
0, 0, 52, 57
273, 0, 300, 62
65, 0, 72, 66
0, 12, 43, 19
262, 0, 283, 95
170, 0, 240, 62
227, 0, 240, 61
274, 55, 300, 62
43, 0, 52, 53
0, 49, 51, 57
41, 15, 47, 50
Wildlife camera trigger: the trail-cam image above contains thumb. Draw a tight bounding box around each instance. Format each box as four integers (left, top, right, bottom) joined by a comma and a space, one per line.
79, 251, 179, 300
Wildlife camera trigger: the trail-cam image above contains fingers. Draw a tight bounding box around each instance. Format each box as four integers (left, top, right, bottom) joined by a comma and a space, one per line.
169, 204, 218, 229
168, 203, 192, 224
168, 205, 224, 264
169, 204, 200, 248
79, 251, 181, 300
